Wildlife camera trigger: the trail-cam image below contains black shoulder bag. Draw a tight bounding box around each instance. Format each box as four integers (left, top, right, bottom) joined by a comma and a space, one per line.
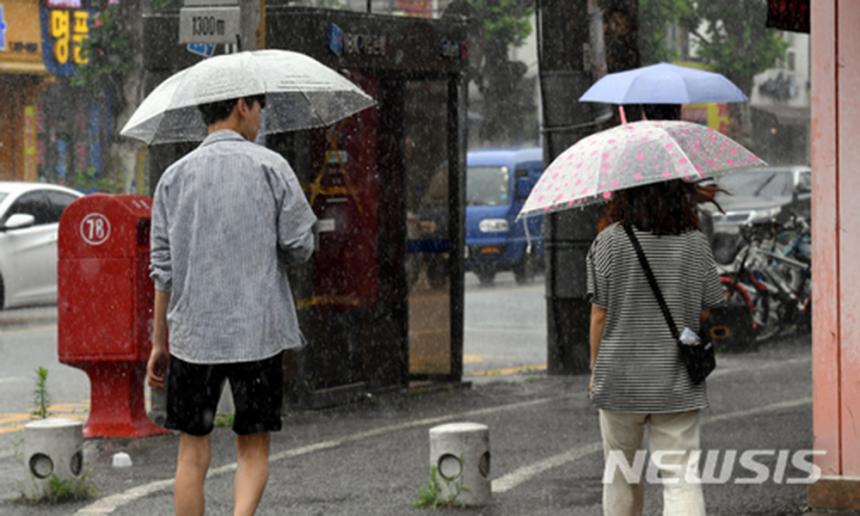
622, 223, 716, 385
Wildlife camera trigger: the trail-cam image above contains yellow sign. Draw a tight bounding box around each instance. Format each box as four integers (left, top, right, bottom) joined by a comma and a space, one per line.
22, 105, 37, 181
674, 60, 733, 133
0, 0, 46, 73
48, 7, 87, 65
683, 102, 732, 133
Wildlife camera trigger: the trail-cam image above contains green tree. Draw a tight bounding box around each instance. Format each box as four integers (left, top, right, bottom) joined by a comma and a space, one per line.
640, 0, 786, 95
639, 0, 787, 142
463, 0, 536, 145
639, 0, 694, 64
69, 0, 147, 193
684, 0, 787, 96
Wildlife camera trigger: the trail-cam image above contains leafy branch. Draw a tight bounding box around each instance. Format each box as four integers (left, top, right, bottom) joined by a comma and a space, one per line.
70, 2, 135, 115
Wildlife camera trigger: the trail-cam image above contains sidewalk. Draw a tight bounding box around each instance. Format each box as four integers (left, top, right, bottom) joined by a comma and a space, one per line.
0, 337, 829, 515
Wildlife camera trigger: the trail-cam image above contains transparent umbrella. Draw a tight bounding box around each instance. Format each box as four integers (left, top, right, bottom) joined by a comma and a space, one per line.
518, 120, 766, 219
120, 50, 376, 145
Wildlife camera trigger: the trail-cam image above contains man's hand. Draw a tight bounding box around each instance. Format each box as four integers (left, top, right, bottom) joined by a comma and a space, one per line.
149, 289, 171, 389
147, 346, 169, 389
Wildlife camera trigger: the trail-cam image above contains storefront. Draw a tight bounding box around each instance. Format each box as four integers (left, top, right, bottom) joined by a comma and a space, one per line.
142, 6, 469, 407
0, 0, 114, 188
0, 0, 48, 181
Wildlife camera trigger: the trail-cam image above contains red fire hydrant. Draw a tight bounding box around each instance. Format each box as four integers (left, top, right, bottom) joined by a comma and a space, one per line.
58, 194, 167, 438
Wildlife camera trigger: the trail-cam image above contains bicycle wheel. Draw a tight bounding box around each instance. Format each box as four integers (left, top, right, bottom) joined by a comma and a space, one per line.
754, 293, 782, 343
708, 280, 757, 351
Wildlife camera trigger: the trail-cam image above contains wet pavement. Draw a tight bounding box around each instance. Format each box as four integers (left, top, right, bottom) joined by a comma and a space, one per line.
0, 334, 836, 515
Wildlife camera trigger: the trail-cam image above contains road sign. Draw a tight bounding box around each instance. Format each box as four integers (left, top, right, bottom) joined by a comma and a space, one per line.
0, 5, 7, 52
186, 42, 216, 58
179, 6, 240, 44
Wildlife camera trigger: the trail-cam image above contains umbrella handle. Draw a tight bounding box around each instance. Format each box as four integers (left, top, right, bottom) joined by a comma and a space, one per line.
523, 215, 532, 255
618, 105, 628, 125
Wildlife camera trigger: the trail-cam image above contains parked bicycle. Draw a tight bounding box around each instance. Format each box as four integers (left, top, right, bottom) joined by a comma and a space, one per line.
707, 216, 811, 349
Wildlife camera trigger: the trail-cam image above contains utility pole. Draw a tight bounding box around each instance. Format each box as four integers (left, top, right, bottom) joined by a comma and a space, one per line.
538, 0, 637, 375
239, 0, 264, 51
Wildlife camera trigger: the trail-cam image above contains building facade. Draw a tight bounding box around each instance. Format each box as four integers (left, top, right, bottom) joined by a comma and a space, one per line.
0, 0, 114, 189
810, 1, 860, 510
750, 30, 811, 165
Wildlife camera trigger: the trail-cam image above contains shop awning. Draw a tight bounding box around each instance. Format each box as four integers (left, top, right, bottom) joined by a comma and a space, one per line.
0, 61, 48, 74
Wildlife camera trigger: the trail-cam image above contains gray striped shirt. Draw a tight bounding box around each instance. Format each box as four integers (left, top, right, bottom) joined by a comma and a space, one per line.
150, 130, 317, 364
587, 223, 724, 413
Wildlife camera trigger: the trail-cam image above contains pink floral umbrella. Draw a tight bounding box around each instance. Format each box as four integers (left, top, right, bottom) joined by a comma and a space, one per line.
518, 120, 766, 219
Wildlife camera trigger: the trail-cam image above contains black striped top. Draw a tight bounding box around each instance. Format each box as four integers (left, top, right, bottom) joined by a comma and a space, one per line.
587, 223, 725, 413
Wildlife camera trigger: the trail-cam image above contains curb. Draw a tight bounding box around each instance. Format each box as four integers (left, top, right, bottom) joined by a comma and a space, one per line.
0, 317, 57, 329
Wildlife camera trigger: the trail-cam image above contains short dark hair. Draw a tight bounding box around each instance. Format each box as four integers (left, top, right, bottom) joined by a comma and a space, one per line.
640, 103, 681, 121
603, 179, 701, 235
197, 95, 266, 126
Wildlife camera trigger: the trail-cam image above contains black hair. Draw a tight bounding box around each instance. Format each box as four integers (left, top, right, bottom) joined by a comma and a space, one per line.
197, 94, 266, 126
604, 179, 701, 236
640, 103, 681, 121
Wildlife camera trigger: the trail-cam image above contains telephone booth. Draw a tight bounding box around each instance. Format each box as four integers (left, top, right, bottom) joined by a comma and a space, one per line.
142, 6, 469, 407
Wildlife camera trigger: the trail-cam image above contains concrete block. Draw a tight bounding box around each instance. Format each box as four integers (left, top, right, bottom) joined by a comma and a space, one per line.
429, 422, 491, 506
23, 418, 84, 499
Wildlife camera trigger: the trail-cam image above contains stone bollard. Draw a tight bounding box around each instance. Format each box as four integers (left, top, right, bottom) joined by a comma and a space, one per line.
23, 418, 84, 499
429, 422, 491, 506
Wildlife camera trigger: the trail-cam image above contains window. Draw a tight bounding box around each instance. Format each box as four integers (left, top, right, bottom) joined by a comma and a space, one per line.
45, 191, 78, 223
4, 192, 53, 226
797, 171, 812, 194
467, 166, 509, 206
717, 170, 794, 198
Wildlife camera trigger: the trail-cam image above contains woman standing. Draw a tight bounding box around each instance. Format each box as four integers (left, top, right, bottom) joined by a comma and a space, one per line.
587, 178, 725, 516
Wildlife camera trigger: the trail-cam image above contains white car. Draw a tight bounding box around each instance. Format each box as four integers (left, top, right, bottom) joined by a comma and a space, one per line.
0, 182, 83, 309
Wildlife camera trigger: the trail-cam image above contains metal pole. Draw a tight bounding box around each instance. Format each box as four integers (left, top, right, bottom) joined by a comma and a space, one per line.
239, 0, 262, 51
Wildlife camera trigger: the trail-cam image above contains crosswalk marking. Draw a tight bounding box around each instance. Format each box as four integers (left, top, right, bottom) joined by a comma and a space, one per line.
0, 402, 89, 435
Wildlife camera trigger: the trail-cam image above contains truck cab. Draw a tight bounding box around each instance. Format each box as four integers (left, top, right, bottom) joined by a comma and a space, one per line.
465, 148, 545, 285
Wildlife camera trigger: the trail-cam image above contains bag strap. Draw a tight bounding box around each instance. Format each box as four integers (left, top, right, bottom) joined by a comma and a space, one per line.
621, 223, 680, 340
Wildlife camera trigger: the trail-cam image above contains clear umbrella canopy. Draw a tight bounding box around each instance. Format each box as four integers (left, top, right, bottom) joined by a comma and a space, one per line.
519, 120, 766, 218
120, 50, 377, 145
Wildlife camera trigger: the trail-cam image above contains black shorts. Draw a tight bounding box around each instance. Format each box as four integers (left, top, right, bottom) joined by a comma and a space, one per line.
165, 351, 284, 436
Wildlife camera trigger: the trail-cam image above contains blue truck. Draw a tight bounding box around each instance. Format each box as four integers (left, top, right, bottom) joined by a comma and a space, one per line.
465, 148, 545, 285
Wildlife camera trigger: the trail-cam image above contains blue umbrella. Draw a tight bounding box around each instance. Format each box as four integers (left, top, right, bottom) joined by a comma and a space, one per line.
579, 62, 748, 105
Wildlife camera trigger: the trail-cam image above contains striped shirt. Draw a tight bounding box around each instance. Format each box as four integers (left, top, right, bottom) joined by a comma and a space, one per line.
150, 130, 317, 364
586, 222, 724, 413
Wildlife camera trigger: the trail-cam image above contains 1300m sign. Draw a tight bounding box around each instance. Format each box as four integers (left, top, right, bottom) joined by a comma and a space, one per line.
193, 17, 225, 37
178, 7, 240, 44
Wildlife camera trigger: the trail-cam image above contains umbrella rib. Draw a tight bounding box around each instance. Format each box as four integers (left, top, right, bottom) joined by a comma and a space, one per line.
297, 89, 325, 127
664, 124, 703, 179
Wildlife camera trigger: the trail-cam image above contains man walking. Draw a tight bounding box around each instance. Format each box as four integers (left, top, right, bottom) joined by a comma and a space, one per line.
146, 93, 316, 516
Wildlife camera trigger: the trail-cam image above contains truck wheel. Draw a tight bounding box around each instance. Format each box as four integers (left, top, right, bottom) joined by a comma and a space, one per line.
477, 270, 495, 286
513, 254, 536, 285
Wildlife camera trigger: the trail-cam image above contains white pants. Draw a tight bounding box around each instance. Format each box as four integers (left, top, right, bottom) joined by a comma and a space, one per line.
599, 409, 706, 516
